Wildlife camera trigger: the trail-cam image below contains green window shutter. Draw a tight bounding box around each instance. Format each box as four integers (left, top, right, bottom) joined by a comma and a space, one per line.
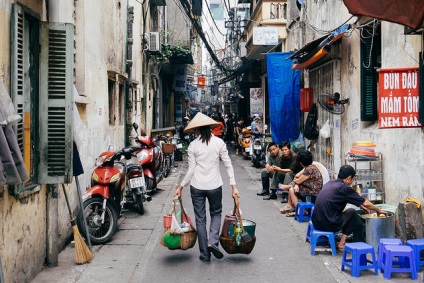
360, 34, 377, 121
39, 22, 74, 184
10, 4, 25, 152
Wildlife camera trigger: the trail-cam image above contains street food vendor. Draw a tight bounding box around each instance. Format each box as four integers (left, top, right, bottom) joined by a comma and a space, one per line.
311, 165, 388, 251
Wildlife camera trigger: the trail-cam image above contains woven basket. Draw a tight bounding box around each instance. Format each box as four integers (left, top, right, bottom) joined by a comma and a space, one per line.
179, 229, 197, 250
163, 197, 197, 251
162, 143, 175, 154
219, 235, 256, 254
219, 197, 256, 254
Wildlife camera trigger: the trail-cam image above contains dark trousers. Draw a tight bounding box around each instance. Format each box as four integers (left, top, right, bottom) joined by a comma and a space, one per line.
342, 208, 364, 242
270, 171, 293, 191
190, 186, 223, 259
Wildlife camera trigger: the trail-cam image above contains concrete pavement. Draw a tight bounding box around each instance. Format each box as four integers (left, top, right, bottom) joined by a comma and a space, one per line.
32, 148, 422, 283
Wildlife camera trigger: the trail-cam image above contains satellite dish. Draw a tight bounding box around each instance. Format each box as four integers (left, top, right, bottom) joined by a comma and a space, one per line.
317, 92, 349, 114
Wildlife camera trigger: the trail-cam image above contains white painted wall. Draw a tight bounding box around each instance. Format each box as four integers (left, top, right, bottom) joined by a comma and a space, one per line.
285, 0, 424, 206
0, 0, 152, 281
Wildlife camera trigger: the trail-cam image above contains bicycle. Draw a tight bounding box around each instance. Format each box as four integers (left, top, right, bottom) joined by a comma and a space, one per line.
161, 134, 175, 178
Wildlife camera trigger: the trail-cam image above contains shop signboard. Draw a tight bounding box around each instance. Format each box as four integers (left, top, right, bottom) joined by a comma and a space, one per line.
253, 27, 278, 45
250, 88, 263, 118
378, 68, 420, 128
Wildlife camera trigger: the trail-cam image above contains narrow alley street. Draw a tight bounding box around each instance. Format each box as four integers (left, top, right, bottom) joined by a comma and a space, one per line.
31, 147, 420, 283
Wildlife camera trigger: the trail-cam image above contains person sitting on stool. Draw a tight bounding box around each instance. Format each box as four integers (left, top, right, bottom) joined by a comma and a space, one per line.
264, 141, 301, 201
311, 165, 387, 250
257, 142, 280, 197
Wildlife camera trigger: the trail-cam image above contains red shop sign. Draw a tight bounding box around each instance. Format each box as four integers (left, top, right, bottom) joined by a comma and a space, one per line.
378, 68, 421, 128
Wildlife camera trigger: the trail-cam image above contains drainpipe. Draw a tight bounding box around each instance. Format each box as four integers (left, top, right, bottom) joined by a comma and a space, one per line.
124, 0, 130, 146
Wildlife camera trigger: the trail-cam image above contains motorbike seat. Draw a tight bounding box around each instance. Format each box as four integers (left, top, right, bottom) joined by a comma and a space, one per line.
122, 147, 134, 159
114, 162, 126, 174
127, 163, 142, 171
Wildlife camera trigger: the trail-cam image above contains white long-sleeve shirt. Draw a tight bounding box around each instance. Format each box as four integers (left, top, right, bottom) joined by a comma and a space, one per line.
180, 134, 236, 190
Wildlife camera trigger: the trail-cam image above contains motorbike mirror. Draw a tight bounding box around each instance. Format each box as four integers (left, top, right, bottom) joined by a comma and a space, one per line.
132, 122, 139, 135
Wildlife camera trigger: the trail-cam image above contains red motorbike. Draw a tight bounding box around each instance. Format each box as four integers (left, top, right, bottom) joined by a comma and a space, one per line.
132, 123, 164, 195
77, 146, 139, 244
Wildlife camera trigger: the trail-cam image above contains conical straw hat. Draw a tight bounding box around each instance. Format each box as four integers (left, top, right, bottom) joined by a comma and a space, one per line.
184, 112, 219, 133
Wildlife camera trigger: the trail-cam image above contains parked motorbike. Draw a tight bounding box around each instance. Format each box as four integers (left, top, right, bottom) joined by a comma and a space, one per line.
124, 157, 152, 215
241, 127, 252, 159
132, 123, 163, 194
78, 146, 139, 244
172, 134, 184, 161
250, 133, 273, 168
250, 133, 263, 168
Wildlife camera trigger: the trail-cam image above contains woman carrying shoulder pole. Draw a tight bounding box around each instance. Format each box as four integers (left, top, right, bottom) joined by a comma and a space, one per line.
175, 112, 240, 262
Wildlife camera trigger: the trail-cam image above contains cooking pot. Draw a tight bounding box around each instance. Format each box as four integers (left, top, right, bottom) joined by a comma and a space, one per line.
359, 210, 395, 251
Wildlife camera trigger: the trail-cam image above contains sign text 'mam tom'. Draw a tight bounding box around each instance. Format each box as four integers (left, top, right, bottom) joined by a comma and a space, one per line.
378, 68, 420, 128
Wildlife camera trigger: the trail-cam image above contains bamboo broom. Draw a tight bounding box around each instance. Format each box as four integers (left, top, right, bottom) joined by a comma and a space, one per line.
61, 184, 93, 264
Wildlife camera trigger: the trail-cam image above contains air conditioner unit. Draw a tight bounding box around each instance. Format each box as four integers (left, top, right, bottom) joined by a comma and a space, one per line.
148, 32, 161, 52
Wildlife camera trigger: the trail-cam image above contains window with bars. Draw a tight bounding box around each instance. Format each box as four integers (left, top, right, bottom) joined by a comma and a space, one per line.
309, 61, 338, 173
10, 4, 74, 195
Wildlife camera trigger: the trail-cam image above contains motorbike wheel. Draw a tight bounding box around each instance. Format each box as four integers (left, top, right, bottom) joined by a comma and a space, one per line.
163, 157, 169, 178
77, 197, 118, 245
145, 176, 155, 193
134, 193, 144, 215
254, 156, 261, 168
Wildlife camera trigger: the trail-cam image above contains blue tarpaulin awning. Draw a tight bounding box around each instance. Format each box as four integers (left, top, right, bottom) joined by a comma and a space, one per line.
266, 53, 301, 144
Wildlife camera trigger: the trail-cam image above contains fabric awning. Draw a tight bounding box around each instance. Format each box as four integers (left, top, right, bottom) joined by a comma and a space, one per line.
290, 24, 350, 70
287, 35, 327, 61
343, 0, 424, 30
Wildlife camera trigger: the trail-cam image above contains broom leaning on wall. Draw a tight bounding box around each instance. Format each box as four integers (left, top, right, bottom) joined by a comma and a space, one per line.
61, 141, 93, 264
61, 184, 93, 264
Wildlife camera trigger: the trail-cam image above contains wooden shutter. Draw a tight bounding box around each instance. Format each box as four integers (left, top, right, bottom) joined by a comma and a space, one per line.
10, 4, 25, 154
39, 22, 74, 184
360, 34, 378, 121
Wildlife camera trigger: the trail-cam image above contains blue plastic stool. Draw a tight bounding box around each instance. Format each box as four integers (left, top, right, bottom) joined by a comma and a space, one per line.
378, 238, 403, 269
381, 245, 417, 280
341, 242, 378, 277
310, 229, 337, 256
306, 220, 339, 243
406, 238, 424, 272
306, 221, 313, 242
295, 202, 314, 223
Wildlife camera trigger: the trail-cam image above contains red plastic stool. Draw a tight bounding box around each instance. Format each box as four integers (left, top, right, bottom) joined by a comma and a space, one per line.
341, 242, 378, 277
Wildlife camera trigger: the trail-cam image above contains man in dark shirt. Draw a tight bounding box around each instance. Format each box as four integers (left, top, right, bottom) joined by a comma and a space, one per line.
312, 165, 387, 250
263, 142, 302, 201
257, 142, 281, 197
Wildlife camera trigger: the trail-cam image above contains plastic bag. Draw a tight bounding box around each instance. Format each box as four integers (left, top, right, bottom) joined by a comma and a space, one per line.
319, 120, 331, 139
170, 214, 184, 235
0, 79, 21, 125
290, 133, 306, 153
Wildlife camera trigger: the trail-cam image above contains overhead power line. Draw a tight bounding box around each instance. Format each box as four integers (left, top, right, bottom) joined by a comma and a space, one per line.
178, 0, 228, 75
204, 0, 226, 36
